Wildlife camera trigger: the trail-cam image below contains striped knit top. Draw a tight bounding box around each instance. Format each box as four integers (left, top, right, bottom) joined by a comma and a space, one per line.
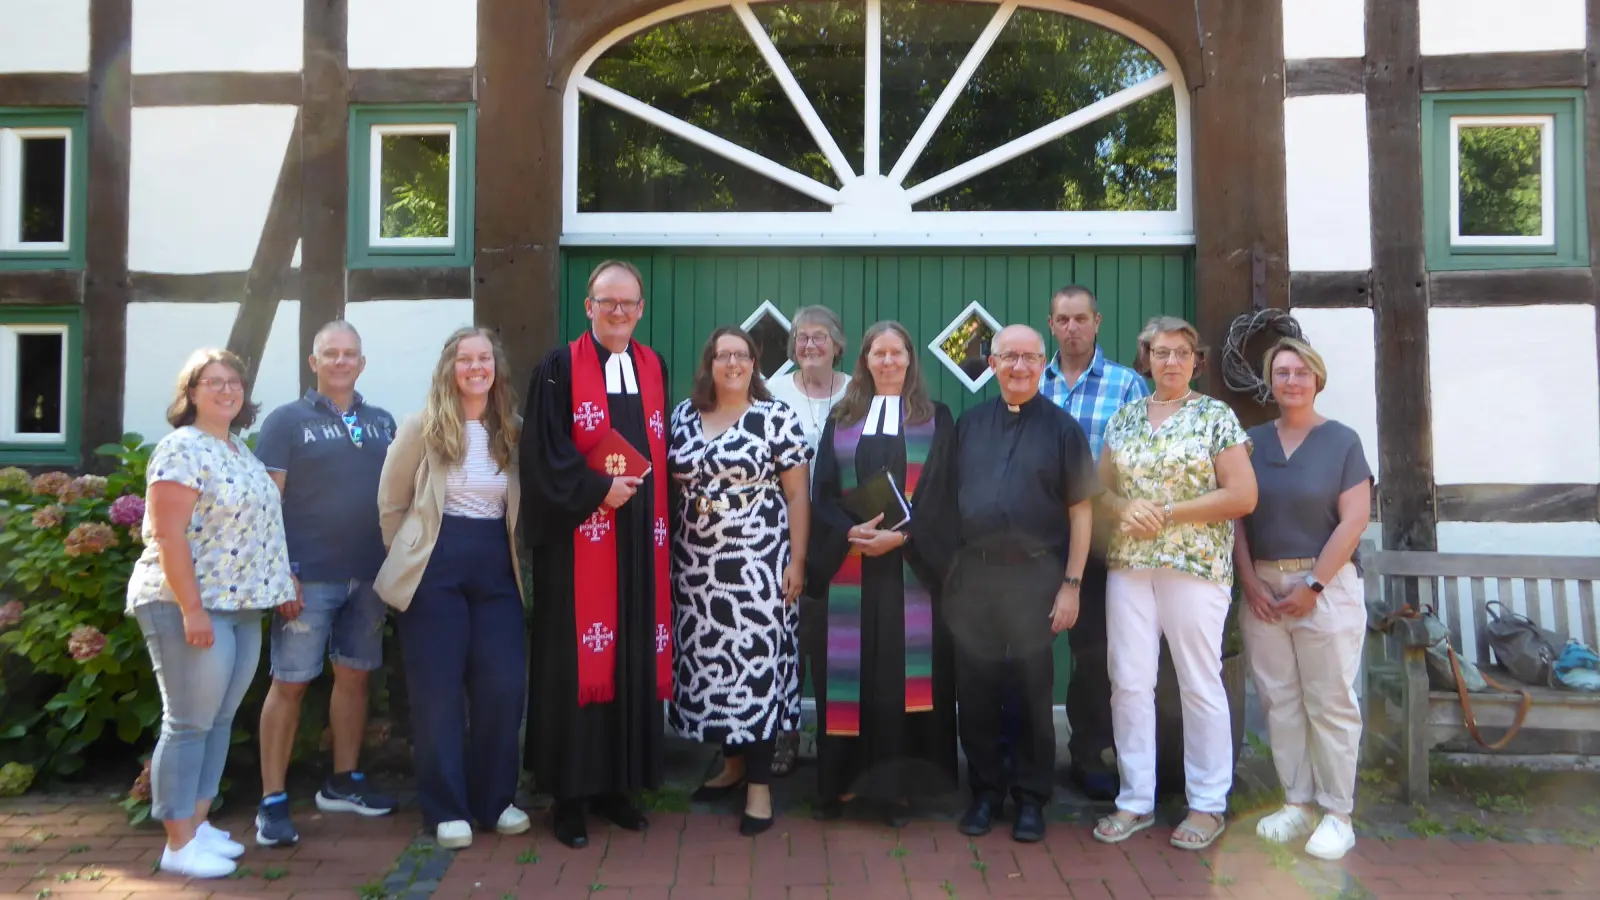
443, 421, 508, 519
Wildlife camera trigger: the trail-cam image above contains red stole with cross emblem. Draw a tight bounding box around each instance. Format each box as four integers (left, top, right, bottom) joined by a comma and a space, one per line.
569, 331, 672, 706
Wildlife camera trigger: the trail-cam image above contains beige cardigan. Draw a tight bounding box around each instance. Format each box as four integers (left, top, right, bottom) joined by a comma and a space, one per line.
374, 414, 524, 611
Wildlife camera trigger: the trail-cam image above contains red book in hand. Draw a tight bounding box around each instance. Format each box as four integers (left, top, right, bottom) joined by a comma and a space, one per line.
585, 429, 652, 479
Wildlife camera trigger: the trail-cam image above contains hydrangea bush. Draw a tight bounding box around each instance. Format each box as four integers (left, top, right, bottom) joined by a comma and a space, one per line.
0, 437, 158, 779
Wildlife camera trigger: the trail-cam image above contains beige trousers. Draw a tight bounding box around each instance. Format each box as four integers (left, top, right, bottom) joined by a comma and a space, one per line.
1242, 561, 1366, 815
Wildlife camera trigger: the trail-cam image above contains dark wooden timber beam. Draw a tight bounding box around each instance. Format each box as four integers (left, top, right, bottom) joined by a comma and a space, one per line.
300, 0, 349, 393
1428, 268, 1594, 306
349, 67, 475, 103
82, 0, 131, 468
1421, 50, 1588, 92
1286, 58, 1366, 97
132, 72, 302, 107
0, 73, 90, 106
348, 267, 473, 302
1436, 484, 1600, 523
0, 271, 83, 305
227, 112, 303, 384
1289, 270, 1371, 308
1367, 0, 1436, 552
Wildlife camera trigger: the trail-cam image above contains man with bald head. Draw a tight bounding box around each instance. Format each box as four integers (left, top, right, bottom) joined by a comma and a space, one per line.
934, 324, 1097, 843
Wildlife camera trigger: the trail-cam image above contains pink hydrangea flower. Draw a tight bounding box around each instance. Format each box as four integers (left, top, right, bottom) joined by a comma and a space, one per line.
64, 522, 117, 557
108, 494, 145, 528
0, 600, 22, 629
31, 505, 65, 530
67, 625, 106, 661
30, 472, 71, 498
59, 475, 108, 504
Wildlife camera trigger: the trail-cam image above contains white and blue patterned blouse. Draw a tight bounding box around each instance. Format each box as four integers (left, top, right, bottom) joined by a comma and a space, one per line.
125, 426, 296, 613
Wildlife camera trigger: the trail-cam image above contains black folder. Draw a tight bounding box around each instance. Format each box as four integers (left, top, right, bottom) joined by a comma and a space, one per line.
841, 468, 912, 532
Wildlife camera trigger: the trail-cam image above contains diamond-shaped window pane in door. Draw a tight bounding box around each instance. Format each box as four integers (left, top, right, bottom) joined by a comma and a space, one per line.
929, 301, 1000, 392
742, 301, 795, 380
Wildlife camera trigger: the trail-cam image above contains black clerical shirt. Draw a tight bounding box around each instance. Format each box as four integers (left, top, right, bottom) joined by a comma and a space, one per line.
952, 393, 1098, 563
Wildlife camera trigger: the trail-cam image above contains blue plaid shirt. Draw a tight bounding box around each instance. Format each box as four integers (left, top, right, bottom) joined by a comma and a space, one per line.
1041, 345, 1149, 461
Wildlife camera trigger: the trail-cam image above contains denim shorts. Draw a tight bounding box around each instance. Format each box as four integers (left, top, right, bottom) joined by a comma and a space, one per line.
270, 579, 386, 682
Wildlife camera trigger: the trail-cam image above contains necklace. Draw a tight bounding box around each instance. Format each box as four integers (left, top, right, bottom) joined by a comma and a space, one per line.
1149, 390, 1193, 406
796, 371, 837, 433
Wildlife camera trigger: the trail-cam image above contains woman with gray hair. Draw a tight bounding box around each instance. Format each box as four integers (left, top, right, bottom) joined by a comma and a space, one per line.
765, 305, 851, 776
1093, 316, 1256, 851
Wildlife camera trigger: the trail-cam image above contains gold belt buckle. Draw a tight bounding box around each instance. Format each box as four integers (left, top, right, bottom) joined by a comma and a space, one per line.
694, 496, 711, 516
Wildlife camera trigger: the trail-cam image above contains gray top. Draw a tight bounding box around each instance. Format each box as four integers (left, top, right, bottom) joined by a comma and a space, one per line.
1242, 419, 1371, 564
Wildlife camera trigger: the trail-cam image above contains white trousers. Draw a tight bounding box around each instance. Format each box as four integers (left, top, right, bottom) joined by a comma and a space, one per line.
1242, 562, 1366, 815
1107, 567, 1233, 815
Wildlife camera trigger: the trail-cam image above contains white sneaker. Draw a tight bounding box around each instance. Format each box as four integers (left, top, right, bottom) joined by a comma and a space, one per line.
496, 806, 531, 835
436, 820, 473, 849
160, 839, 237, 879
1255, 805, 1314, 843
1305, 815, 1356, 861
195, 821, 245, 859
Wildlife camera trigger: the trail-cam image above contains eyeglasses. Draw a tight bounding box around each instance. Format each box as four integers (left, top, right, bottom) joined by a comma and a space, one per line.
993, 352, 1047, 367
713, 351, 753, 364
342, 411, 364, 448
197, 377, 244, 393
1272, 369, 1316, 383
795, 332, 832, 346
1151, 348, 1195, 362
591, 297, 642, 313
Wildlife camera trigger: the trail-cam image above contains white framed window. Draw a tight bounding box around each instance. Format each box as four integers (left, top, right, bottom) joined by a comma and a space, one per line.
928, 301, 1001, 392
741, 300, 795, 379
1449, 114, 1554, 247
0, 110, 85, 270
562, 0, 1192, 247
0, 323, 68, 445
370, 123, 458, 249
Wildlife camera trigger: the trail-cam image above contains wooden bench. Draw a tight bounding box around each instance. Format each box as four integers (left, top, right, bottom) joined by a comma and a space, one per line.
1360, 543, 1600, 803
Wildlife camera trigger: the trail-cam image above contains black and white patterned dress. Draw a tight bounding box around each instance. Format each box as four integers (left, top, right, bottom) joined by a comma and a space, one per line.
668, 399, 811, 745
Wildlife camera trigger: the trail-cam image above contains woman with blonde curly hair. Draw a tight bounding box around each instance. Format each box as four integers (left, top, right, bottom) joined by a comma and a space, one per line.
126, 348, 295, 879
375, 326, 526, 850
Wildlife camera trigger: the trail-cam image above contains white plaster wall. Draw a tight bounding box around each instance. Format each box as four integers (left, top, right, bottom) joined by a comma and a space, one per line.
129, 106, 297, 274
1430, 305, 1600, 484
1284, 95, 1372, 272
1438, 522, 1600, 556
122, 301, 301, 444
341, 300, 477, 422
1283, 307, 1379, 478
132, 0, 303, 73
348, 0, 477, 69
1419, 0, 1585, 55
1282, 0, 1364, 60
0, 0, 89, 73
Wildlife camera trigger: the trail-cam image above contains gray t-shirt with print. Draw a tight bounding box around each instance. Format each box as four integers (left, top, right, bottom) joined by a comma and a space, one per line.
1242, 420, 1371, 564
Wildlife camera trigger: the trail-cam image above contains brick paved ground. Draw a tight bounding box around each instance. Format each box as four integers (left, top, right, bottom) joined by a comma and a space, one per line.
3, 797, 1598, 899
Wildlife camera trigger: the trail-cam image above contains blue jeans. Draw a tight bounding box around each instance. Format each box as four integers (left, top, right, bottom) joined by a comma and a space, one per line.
134, 602, 263, 821
270, 579, 386, 682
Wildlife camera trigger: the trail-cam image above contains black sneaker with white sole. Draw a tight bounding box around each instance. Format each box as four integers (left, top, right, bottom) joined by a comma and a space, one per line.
315, 771, 397, 817
255, 796, 300, 847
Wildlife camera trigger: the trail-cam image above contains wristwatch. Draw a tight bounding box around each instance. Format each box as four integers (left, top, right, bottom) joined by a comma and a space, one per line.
1063, 575, 1082, 588
1163, 501, 1174, 519
1304, 573, 1325, 593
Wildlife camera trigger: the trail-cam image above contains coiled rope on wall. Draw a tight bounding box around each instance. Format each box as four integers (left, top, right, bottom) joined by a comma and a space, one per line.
1221, 308, 1303, 405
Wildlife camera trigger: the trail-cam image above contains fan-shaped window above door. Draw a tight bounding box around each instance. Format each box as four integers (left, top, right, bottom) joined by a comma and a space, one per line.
563, 0, 1191, 246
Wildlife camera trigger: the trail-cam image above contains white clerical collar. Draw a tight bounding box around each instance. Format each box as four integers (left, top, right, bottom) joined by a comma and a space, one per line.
604, 350, 638, 395
863, 395, 902, 436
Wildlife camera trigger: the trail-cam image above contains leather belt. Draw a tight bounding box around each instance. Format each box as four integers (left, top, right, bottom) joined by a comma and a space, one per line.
1259, 557, 1317, 572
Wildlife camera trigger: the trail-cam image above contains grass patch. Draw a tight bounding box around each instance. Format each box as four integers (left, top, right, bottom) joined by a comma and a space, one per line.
638, 787, 692, 813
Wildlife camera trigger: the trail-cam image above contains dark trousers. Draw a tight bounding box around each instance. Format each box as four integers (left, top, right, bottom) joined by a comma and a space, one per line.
398, 515, 527, 828
947, 551, 1060, 807
1065, 555, 1114, 781
724, 738, 776, 785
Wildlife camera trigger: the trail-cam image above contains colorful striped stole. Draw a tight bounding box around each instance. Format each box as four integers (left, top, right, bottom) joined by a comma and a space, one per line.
826, 414, 937, 737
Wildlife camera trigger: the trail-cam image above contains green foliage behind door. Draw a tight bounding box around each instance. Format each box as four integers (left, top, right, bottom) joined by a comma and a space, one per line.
559, 248, 1192, 413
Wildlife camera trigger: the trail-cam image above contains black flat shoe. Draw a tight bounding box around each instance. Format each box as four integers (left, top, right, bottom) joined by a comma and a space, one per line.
1012, 804, 1046, 843
958, 799, 997, 837
691, 778, 747, 803
739, 813, 774, 836
553, 802, 589, 849
594, 795, 649, 832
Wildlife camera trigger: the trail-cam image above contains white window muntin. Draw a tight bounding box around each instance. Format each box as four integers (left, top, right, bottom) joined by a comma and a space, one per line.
928, 301, 1002, 392
369, 122, 457, 249
0, 127, 72, 253
1448, 114, 1555, 247
561, 0, 1193, 248
741, 300, 796, 379
0, 324, 68, 444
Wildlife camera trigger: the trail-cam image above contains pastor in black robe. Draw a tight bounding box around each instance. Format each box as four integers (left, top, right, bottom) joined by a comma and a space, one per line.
806, 402, 960, 808
521, 340, 666, 802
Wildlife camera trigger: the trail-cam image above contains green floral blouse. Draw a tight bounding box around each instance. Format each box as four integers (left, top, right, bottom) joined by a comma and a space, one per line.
1103, 395, 1250, 585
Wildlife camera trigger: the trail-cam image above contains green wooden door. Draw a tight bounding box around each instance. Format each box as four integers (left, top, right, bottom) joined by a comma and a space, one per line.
559, 247, 1192, 700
